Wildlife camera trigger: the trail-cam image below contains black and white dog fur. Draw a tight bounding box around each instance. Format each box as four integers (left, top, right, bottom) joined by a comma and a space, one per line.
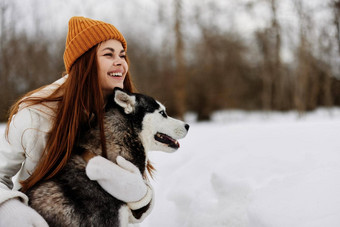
26, 88, 189, 227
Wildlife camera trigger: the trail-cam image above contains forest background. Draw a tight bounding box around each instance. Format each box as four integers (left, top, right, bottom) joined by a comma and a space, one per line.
1, 0, 340, 121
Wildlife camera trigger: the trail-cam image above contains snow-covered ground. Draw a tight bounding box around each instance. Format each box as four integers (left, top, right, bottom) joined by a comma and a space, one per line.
1, 108, 340, 227
137, 108, 340, 227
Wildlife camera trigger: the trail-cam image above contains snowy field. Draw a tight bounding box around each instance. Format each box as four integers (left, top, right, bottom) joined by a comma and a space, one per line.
137, 108, 340, 227
1, 108, 340, 227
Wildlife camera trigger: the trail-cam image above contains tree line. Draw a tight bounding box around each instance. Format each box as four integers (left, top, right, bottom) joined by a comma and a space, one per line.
1, 0, 340, 122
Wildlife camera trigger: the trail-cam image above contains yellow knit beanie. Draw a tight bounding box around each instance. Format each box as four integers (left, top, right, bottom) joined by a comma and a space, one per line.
64, 16, 127, 73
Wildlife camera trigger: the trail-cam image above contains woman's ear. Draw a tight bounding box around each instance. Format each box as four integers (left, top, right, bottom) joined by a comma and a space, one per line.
113, 88, 136, 114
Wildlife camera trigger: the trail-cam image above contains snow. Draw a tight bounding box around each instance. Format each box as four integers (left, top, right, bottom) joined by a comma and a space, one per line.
136, 108, 340, 227
1, 108, 340, 227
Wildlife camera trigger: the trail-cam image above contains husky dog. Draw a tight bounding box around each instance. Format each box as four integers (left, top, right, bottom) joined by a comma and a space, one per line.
26, 88, 189, 227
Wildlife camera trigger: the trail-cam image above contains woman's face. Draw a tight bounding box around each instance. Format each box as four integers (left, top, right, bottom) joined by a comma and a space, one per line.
97, 39, 128, 97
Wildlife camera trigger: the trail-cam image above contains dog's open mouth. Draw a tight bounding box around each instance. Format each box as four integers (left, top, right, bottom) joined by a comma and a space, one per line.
154, 132, 180, 149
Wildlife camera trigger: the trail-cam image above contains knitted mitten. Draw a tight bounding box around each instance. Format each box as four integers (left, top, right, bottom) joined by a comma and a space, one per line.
86, 156, 152, 205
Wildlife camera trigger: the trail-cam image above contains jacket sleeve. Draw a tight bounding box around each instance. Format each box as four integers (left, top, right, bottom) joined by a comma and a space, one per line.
0, 108, 45, 205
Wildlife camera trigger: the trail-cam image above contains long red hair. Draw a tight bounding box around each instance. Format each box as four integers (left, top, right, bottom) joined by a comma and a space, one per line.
6, 44, 138, 192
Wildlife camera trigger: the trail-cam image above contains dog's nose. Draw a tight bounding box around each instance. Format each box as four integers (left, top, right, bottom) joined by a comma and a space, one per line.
185, 124, 190, 131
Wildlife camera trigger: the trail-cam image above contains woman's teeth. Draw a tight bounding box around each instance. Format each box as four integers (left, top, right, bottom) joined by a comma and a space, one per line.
108, 72, 122, 77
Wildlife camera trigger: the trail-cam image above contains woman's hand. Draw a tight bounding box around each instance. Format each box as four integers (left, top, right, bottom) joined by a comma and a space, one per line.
0, 199, 49, 227
85, 156, 148, 203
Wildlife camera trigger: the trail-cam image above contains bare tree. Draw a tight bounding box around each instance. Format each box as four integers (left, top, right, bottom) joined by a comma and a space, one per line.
255, 0, 288, 111
332, 0, 340, 55
269, 0, 290, 110
0, 0, 12, 119
173, 0, 186, 119
293, 0, 313, 112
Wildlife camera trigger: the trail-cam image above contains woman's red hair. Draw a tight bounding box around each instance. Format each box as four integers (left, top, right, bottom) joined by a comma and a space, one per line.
6, 44, 138, 192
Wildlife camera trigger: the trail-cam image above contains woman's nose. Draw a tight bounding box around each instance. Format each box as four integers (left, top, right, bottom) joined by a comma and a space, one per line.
113, 59, 122, 66
112, 56, 123, 66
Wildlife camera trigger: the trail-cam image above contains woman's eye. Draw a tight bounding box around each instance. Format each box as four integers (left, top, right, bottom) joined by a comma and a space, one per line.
159, 110, 167, 118
120, 55, 126, 59
104, 53, 113, 57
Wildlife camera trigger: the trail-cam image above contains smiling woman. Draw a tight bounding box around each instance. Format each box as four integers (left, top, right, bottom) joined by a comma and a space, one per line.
97, 39, 128, 97
0, 16, 153, 226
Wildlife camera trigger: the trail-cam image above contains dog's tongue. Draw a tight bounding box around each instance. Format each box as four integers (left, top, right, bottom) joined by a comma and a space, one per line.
155, 133, 180, 149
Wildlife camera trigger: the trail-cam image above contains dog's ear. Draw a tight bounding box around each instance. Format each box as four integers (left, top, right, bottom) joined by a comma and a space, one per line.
114, 88, 136, 114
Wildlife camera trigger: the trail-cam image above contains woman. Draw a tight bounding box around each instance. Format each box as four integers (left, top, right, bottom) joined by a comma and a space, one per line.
0, 16, 153, 226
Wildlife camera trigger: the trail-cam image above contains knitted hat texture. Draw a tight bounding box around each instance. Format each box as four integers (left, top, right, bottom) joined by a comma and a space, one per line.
64, 16, 127, 73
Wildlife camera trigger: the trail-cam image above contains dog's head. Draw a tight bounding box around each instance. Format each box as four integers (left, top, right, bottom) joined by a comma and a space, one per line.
109, 88, 189, 153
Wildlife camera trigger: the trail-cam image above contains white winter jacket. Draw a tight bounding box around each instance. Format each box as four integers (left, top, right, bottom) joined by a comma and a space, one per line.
0, 77, 65, 204
0, 76, 152, 223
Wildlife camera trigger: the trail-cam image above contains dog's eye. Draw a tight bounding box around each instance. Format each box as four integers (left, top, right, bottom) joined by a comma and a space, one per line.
159, 110, 167, 118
